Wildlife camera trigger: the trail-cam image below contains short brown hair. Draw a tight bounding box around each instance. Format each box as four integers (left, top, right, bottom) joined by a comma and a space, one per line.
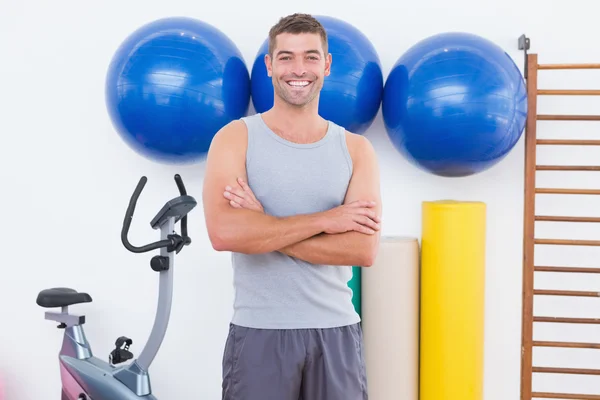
268, 13, 328, 56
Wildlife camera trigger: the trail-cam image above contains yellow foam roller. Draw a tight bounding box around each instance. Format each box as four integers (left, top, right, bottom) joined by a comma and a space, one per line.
420, 200, 486, 400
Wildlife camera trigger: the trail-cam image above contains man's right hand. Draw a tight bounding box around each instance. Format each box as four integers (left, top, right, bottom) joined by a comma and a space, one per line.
319, 200, 381, 235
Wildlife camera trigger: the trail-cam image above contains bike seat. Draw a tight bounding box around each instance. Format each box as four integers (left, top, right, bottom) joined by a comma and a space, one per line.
36, 287, 92, 308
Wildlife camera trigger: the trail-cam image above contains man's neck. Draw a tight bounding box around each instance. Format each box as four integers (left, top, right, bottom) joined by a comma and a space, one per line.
261, 99, 328, 144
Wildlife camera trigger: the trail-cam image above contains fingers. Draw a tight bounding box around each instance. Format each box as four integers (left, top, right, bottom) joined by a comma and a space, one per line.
224, 178, 259, 204
229, 200, 242, 208
237, 178, 259, 202
224, 186, 247, 207
353, 215, 380, 232
342, 203, 380, 224
225, 185, 246, 201
353, 222, 376, 235
224, 184, 262, 212
355, 207, 381, 223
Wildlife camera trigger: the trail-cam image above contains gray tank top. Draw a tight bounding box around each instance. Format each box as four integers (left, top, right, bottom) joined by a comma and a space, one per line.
230, 113, 360, 329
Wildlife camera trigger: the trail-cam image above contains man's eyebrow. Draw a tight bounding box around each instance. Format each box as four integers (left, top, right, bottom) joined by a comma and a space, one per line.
275, 49, 322, 56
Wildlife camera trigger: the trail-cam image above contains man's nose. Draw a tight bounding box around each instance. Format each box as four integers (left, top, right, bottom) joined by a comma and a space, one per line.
290, 59, 307, 76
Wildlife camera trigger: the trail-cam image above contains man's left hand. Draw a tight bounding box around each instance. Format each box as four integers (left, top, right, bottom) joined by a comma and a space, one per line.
223, 177, 264, 213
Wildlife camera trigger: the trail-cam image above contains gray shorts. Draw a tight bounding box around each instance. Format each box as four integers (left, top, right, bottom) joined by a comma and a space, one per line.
221, 322, 368, 399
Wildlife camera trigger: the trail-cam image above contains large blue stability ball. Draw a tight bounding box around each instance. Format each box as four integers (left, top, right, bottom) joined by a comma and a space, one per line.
251, 15, 383, 134
382, 32, 527, 177
105, 17, 250, 164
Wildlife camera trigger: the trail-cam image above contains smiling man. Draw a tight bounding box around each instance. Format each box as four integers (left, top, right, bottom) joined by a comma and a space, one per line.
202, 13, 382, 400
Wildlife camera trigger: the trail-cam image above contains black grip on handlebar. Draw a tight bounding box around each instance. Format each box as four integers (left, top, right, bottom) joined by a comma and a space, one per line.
121, 176, 173, 253
121, 176, 147, 248
174, 174, 189, 239
174, 174, 187, 195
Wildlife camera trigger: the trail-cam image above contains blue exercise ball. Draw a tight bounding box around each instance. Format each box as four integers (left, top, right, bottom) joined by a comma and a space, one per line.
105, 17, 250, 164
250, 15, 383, 134
382, 32, 527, 177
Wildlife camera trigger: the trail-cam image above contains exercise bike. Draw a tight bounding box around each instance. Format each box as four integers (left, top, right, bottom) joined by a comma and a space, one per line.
36, 174, 197, 399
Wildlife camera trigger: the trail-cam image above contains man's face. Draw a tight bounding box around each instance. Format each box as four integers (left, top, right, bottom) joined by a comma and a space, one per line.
265, 32, 331, 108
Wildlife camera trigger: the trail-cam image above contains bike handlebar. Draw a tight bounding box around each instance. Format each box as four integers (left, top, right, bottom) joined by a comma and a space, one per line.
121, 174, 190, 254
173, 174, 189, 239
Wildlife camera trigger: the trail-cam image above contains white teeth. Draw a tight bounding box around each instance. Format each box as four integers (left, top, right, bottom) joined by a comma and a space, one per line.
288, 81, 310, 87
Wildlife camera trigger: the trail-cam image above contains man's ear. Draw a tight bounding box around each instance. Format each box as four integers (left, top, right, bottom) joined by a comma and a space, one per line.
324, 53, 332, 76
265, 54, 272, 77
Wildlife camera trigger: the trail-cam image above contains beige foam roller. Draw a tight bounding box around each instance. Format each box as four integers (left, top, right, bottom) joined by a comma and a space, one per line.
362, 236, 420, 400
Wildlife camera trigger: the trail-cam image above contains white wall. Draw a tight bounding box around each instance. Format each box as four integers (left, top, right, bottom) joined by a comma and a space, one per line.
1, 0, 599, 398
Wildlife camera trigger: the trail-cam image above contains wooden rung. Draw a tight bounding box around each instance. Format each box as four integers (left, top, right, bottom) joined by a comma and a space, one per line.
534, 289, 600, 297
535, 239, 600, 246
538, 89, 600, 95
536, 216, 600, 223
538, 63, 600, 70
537, 139, 600, 145
537, 166, 600, 171
538, 115, 600, 121
533, 340, 600, 349
533, 366, 600, 375
532, 392, 600, 399
536, 266, 600, 273
534, 316, 600, 324
536, 188, 600, 195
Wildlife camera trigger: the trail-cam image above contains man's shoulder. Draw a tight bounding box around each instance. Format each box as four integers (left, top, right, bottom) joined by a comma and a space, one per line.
204, 119, 250, 161
211, 118, 249, 145
342, 129, 376, 163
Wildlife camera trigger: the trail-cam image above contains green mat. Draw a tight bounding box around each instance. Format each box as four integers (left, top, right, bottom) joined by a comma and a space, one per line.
348, 266, 361, 316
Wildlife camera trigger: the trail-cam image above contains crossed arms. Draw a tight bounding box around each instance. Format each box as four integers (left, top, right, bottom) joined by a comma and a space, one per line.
202, 120, 382, 267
